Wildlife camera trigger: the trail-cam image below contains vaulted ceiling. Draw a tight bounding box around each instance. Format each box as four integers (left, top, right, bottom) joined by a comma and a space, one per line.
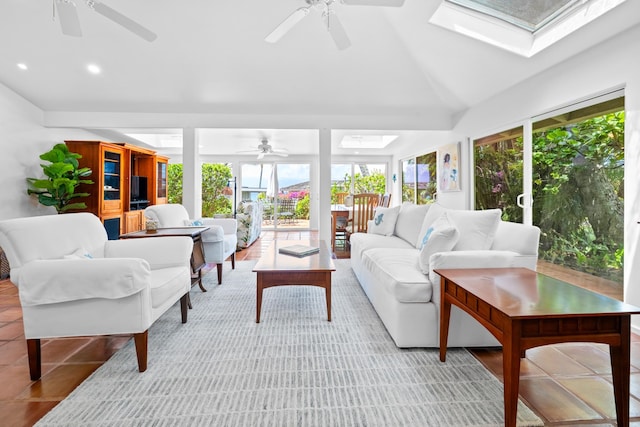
1, 0, 638, 155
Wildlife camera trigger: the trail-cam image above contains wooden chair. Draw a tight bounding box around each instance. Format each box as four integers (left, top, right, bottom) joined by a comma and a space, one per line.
334, 192, 348, 204
380, 193, 391, 207
347, 193, 381, 237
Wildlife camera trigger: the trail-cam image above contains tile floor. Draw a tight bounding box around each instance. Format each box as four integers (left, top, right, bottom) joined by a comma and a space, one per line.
0, 230, 638, 426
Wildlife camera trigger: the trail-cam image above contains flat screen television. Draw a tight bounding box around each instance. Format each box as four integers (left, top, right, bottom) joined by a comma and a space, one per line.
130, 176, 148, 201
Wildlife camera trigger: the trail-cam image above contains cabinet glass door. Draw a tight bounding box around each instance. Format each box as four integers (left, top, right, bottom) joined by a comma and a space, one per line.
103, 151, 121, 201
157, 161, 167, 198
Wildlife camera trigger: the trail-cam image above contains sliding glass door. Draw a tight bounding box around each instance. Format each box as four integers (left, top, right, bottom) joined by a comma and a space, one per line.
473, 96, 625, 286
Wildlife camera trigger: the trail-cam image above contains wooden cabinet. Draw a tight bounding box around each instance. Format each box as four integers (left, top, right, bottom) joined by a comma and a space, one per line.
65, 140, 169, 238
124, 210, 144, 233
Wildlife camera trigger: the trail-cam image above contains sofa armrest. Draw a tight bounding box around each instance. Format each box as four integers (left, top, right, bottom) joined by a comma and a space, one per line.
18, 258, 151, 306
105, 237, 193, 269
202, 218, 237, 235
429, 250, 527, 305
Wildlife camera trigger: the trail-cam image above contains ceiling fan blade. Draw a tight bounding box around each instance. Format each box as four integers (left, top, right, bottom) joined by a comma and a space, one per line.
56, 1, 82, 37
91, 2, 157, 42
342, 0, 405, 6
257, 153, 266, 160
265, 7, 310, 43
326, 12, 351, 50
273, 152, 289, 157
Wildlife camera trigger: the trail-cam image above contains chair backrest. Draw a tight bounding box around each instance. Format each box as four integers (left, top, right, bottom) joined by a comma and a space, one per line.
351, 193, 380, 233
0, 213, 108, 282
278, 199, 296, 213
334, 192, 348, 204
380, 193, 391, 207
144, 204, 190, 227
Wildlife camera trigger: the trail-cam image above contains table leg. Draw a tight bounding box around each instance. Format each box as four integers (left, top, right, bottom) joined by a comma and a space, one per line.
502, 320, 522, 427
325, 272, 332, 322
610, 315, 631, 427
256, 273, 263, 323
439, 278, 452, 362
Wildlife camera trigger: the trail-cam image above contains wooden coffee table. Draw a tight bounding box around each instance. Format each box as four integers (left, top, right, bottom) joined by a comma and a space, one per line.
253, 240, 335, 323
436, 267, 640, 427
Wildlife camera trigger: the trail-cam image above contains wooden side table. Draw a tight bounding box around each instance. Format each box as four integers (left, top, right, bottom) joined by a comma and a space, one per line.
120, 227, 210, 293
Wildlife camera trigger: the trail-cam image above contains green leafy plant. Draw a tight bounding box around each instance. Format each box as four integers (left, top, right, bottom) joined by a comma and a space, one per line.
26, 143, 93, 213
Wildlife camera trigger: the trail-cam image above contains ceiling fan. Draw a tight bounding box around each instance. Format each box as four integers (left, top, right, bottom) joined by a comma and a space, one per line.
265, 0, 405, 50
238, 139, 290, 159
53, 0, 157, 42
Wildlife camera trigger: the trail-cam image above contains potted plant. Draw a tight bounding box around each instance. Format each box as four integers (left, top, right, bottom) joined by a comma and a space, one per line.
26, 143, 93, 213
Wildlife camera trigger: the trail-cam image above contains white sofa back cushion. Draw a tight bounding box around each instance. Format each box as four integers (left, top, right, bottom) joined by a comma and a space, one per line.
418, 213, 459, 274
394, 203, 430, 246
368, 206, 400, 236
446, 208, 501, 250
144, 204, 189, 227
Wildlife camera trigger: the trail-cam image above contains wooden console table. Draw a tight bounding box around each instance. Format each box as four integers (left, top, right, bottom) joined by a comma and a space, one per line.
120, 227, 209, 293
436, 267, 640, 427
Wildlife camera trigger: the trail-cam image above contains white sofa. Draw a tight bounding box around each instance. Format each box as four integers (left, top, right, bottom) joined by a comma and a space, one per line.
0, 212, 193, 379
350, 202, 540, 348
236, 200, 263, 249
144, 204, 237, 284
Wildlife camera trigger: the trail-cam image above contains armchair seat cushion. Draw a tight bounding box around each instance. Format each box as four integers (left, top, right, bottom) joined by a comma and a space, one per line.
150, 266, 190, 309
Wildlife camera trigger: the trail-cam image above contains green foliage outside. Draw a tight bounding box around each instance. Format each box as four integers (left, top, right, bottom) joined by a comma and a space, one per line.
167, 163, 233, 217
475, 112, 624, 283
26, 143, 93, 213
331, 169, 386, 203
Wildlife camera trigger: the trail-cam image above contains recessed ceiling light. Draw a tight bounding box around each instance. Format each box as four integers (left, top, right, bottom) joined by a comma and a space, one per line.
16, 63, 28, 70
87, 64, 102, 75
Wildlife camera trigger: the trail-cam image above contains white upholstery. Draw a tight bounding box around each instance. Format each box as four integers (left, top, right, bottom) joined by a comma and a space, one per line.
144, 204, 237, 284
0, 212, 193, 378
350, 204, 541, 348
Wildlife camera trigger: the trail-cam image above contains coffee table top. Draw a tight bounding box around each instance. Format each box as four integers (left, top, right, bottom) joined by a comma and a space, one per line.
253, 240, 335, 273
120, 226, 210, 239
435, 267, 640, 319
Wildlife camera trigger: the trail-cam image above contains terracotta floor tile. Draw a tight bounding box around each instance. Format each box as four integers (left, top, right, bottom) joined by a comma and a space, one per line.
0, 307, 22, 322
0, 321, 24, 341
18, 363, 102, 400
0, 401, 59, 427
553, 343, 612, 374
519, 377, 603, 423
66, 335, 130, 363
525, 345, 594, 376
470, 347, 547, 379
0, 364, 36, 400
39, 337, 93, 364
0, 339, 28, 365
559, 376, 640, 419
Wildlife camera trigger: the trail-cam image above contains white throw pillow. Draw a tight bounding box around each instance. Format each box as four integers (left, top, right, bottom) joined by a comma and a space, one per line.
368, 206, 400, 236
418, 213, 459, 274
394, 202, 430, 245
416, 203, 448, 248
446, 208, 502, 250
63, 247, 94, 260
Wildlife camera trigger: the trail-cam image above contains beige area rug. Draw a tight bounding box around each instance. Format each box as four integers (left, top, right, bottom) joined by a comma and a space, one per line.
35, 259, 543, 426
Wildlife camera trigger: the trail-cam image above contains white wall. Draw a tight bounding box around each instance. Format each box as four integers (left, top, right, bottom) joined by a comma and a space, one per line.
0, 83, 105, 220
451, 24, 640, 324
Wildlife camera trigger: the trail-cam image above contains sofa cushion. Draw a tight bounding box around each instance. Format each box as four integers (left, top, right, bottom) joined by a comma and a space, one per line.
349, 233, 415, 260
150, 266, 189, 309
368, 206, 400, 236
394, 203, 430, 246
418, 213, 459, 274
446, 209, 502, 250
362, 248, 432, 303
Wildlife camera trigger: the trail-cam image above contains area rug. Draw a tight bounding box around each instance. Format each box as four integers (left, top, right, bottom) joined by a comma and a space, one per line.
36, 259, 543, 426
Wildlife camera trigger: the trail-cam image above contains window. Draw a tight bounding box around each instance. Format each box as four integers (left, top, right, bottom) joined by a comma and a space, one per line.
402, 152, 436, 204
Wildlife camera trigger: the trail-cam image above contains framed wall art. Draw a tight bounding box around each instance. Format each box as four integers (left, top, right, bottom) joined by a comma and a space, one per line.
437, 142, 460, 192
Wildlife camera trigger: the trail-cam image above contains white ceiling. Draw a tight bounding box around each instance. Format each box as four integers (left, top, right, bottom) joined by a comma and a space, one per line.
1, 0, 639, 155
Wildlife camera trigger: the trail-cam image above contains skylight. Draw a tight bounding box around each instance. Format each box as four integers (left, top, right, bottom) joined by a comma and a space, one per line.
429, 0, 627, 57
339, 135, 398, 149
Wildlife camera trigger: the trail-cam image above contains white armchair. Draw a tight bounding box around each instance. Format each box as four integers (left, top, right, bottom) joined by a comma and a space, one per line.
144, 204, 237, 284
0, 212, 193, 380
